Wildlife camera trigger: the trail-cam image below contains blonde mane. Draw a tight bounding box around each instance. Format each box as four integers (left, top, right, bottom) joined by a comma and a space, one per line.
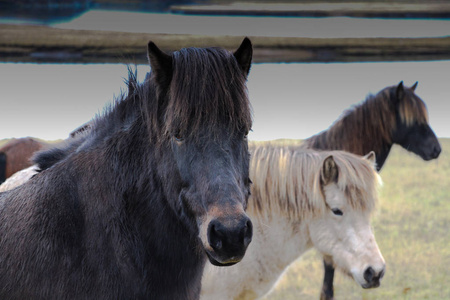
248, 141, 380, 220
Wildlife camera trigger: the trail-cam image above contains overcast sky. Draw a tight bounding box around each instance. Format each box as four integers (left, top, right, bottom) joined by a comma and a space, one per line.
0, 60, 448, 142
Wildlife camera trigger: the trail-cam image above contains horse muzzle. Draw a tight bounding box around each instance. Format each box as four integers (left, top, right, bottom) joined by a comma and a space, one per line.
204, 215, 253, 266
360, 265, 385, 289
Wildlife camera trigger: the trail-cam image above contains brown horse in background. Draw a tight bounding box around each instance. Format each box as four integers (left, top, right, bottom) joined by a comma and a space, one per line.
0, 138, 47, 183
302, 81, 441, 300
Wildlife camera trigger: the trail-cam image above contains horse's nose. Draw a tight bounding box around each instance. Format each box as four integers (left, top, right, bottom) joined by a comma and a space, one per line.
432, 143, 442, 159
363, 265, 385, 288
208, 216, 253, 260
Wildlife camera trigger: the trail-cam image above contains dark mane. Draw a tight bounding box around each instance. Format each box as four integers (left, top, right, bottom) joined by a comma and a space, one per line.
302, 83, 430, 167
35, 48, 252, 171
150, 47, 252, 140
34, 51, 252, 170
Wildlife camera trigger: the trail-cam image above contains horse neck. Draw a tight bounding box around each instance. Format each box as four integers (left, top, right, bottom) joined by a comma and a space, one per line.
249, 211, 312, 267
305, 102, 394, 171
68, 137, 205, 298
246, 200, 313, 276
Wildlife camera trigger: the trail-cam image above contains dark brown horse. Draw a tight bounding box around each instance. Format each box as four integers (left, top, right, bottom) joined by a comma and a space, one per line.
0, 38, 254, 300
303, 81, 441, 300
0, 137, 47, 183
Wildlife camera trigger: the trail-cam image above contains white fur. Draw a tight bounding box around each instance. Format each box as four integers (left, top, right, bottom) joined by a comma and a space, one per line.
0, 165, 39, 192
200, 147, 384, 300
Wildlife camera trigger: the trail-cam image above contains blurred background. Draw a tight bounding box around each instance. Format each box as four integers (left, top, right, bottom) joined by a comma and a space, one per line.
0, 1, 449, 299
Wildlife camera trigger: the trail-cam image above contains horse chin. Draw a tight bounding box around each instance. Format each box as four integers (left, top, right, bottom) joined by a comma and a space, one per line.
419, 151, 440, 161
361, 281, 381, 289
205, 251, 241, 267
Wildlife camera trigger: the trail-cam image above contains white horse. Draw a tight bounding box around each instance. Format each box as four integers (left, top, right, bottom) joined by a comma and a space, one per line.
201, 142, 385, 300
0, 165, 39, 192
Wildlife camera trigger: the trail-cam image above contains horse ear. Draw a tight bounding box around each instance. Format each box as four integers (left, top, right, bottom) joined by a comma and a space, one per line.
233, 37, 253, 78
321, 155, 338, 185
410, 81, 418, 91
363, 151, 377, 168
147, 41, 173, 87
396, 81, 405, 102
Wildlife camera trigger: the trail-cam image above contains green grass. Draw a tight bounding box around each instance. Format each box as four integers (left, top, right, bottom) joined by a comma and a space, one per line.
264, 138, 450, 300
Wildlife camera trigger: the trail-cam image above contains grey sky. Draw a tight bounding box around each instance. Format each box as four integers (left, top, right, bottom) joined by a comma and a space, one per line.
0, 61, 448, 141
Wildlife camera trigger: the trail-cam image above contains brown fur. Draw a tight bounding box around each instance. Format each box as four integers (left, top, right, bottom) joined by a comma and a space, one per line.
302, 83, 429, 157
0, 138, 47, 181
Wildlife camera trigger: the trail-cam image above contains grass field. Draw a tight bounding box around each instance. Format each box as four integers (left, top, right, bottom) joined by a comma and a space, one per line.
264, 138, 450, 300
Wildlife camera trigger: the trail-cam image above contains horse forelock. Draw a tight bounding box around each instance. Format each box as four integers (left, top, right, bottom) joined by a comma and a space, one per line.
396, 87, 429, 126
163, 47, 252, 140
248, 142, 379, 220
332, 151, 380, 213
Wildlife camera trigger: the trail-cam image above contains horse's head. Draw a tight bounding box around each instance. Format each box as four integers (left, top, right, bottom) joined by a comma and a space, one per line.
391, 81, 441, 160
146, 39, 253, 266
308, 152, 385, 289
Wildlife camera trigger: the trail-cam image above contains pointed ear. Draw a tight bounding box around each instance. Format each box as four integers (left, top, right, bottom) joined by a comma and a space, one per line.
233, 37, 253, 78
363, 151, 377, 169
410, 81, 418, 91
321, 155, 338, 185
147, 41, 173, 87
396, 81, 405, 102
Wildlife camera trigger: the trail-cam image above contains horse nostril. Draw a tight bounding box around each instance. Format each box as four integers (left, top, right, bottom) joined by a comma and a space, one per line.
364, 267, 375, 283
434, 145, 442, 158
208, 221, 225, 251
242, 219, 253, 248
379, 268, 385, 280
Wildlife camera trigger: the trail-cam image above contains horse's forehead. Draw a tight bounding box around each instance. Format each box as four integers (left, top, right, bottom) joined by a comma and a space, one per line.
324, 184, 346, 207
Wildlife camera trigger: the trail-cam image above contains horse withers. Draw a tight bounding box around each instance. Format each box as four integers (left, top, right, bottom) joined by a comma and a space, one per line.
0, 38, 254, 299
201, 143, 385, 300
303, 81, 441, 300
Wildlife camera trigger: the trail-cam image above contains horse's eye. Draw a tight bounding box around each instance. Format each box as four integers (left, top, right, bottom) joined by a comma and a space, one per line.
173, 133, 184, 143
332, 208, 343, 216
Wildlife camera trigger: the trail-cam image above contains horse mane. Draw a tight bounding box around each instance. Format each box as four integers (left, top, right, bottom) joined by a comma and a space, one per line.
303, 84, 429, 154
155, 47, 252, 140
248, 141, 380, 220
34, 48, 252, 172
